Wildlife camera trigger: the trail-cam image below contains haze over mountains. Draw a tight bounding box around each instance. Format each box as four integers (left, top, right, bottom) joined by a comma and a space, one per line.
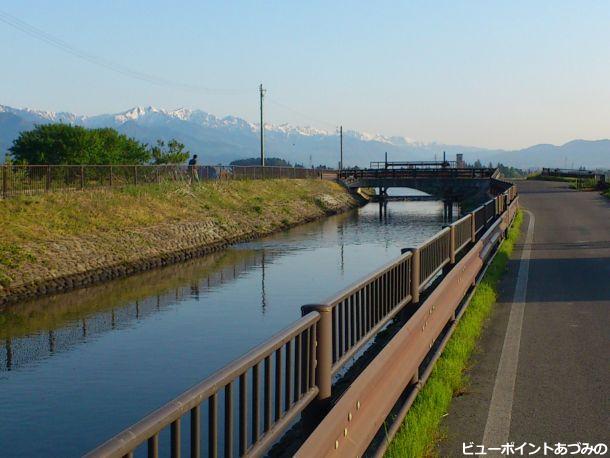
1, 104, 608, 169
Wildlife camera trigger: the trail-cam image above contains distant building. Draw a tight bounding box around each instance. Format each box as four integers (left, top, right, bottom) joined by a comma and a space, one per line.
456, 153, 465, 168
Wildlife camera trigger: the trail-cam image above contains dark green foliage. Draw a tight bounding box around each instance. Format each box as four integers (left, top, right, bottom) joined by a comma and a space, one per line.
496, 162, 526, 178
9, 124, 151, 164
467, 159, 526, 178
150, 139, 190, 164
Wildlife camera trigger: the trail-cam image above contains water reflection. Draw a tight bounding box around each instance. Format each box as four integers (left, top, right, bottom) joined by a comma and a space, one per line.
0, 201, 453, 457
0, 249, 275, 372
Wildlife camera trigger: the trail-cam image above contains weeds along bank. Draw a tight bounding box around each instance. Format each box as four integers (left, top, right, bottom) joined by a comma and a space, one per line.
0, 179, 364, 304
386, 211, 524, 457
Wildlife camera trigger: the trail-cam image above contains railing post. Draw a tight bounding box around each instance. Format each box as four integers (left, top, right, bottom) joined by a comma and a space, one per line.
449, 224, 456, 264
402, 247, 420, 303
45, 165, 51, 192
471, 212, 476, 243
301, 303, 333, 423
109, 166, 113, 187
134, 165, 138, 185
80, 165, 85, 189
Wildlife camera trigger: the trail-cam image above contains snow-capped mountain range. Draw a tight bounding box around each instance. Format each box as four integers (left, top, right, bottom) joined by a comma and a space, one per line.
1, 104, 609, 168
0, 105, 419, 144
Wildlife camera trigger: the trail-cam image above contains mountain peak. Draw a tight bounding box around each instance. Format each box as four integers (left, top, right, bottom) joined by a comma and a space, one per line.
3, 103, 609, 168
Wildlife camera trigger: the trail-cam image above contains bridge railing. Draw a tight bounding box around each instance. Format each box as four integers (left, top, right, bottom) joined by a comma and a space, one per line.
338, 167, 496, 181
368, 160, 458, 169
86, 184, 519, 458
0, 164, 327, 198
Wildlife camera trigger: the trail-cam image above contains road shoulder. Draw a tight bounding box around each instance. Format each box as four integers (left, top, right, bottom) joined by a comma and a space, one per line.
436, 211, 530, 457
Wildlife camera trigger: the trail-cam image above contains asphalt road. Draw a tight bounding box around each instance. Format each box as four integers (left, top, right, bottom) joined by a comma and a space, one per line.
439, 180, 610, 456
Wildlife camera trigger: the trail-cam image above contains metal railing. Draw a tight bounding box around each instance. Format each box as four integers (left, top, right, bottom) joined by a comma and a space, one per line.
308, 251, 413, 376
473, 204, 487, 236
484, 199, 496, 224
368, 160, 458, 169
541, 167, 596, 178
453, 214, 473, 256
417, 228, 451, 289
338, 167, 496, 181
0, 164, 326, 198
86, 313, 319, 458
86, 184, 518, 458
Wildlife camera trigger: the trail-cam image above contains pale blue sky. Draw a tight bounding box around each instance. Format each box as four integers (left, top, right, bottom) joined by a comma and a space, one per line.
1, 0, 609, 149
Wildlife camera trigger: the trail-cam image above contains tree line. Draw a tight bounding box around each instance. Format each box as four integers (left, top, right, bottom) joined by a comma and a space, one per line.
8, 124, 191, 165
470, 159, 526, 178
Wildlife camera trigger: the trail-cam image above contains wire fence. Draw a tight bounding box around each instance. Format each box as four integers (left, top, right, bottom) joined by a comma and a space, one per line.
0, 164, 329, 198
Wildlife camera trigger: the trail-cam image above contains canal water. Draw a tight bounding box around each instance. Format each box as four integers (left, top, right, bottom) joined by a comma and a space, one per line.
0, 200, 455, 457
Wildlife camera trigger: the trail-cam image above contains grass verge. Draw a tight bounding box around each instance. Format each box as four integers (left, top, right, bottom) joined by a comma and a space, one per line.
386, 210, 524, 457
526, 173, 573, 182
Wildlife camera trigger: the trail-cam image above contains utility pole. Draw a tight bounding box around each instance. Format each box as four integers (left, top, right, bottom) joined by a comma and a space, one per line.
339, 125, 343, 170
259, 83, 266, 167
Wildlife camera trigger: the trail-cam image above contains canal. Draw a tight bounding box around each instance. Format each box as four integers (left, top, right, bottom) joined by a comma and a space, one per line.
0, 200, 456, 457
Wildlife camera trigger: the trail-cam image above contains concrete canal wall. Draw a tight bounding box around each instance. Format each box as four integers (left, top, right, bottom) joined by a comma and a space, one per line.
0, 179, 365, 305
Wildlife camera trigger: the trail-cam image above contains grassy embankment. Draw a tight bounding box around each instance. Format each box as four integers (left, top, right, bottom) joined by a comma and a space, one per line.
386, 210, 524, 458
0, 179, 361, 298
526, 173, 573, 183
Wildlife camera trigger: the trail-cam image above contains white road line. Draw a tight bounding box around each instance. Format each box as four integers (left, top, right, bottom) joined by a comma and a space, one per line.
482, 210, 535, 449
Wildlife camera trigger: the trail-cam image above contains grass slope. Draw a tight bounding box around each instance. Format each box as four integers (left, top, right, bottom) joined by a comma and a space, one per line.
386, 210, 524, 457
525, 173, 573, 182
0, 179, 358, 290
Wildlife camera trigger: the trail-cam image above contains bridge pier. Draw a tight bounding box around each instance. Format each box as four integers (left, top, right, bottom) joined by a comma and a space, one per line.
443, 200, 454, 222
378, 187, 388, 221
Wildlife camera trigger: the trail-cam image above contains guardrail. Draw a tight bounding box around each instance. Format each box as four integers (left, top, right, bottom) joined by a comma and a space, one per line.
86, 184, 518, 458
0, 164, 327, 198
541, 167, 596, 178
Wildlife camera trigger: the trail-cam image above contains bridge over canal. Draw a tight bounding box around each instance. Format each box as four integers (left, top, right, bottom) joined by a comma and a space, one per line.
339, 163, 505, 219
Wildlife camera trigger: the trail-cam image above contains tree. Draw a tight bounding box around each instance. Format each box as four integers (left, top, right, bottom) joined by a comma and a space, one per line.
9, 124, 151, 164
150, 139, 190, 164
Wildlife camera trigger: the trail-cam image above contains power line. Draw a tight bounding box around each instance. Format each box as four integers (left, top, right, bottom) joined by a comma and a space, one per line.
266, 96, 337, 130
0, 9, 253, 94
